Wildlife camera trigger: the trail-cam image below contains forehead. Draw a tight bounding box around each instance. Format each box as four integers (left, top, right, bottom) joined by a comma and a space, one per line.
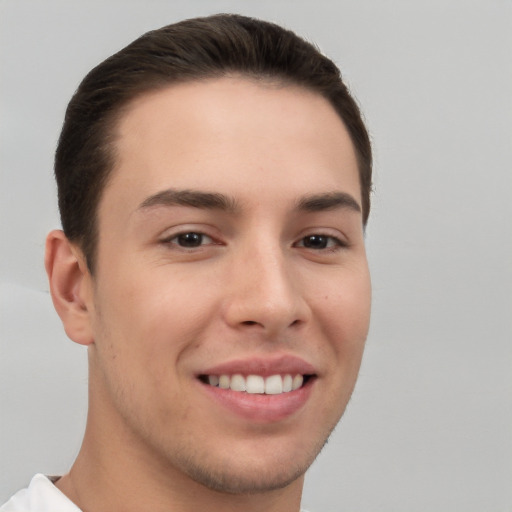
102, 77, 360, 216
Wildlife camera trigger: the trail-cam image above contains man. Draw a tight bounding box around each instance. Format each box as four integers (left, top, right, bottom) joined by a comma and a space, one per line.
2, 13, 372, 512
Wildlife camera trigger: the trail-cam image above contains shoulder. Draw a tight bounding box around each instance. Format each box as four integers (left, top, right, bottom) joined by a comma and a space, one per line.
0, 474, 81, 512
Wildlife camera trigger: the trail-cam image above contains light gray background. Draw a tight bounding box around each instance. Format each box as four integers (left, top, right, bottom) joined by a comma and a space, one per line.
1, 1, 511, 511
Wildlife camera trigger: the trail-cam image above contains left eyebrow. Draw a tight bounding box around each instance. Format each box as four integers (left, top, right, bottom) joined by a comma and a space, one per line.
295, 192, 361, 214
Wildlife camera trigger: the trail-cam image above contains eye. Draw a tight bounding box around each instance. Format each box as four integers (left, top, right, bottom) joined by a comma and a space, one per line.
165, 232, 214, 248
296, 234, 343, 250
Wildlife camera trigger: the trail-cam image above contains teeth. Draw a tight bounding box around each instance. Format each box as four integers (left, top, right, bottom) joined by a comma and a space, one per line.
265, 375, 283, 394
283, 374, 293, 392
206, 373, 306, 395
292, 374, 303, 391
230, 374, 246, 392
219, 375, 230, 389
208, 375, 219, 386
246, 375, 265, 394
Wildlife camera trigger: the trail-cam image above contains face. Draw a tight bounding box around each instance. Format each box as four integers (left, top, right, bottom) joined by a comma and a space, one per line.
83, 77, 371, 493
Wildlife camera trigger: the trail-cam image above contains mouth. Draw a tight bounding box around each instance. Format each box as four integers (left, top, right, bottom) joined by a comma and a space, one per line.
198, 373, 315, 395
196, 355, 318, 421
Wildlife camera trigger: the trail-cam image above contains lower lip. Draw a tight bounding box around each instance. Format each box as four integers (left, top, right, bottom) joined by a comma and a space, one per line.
198, 378, 314, 423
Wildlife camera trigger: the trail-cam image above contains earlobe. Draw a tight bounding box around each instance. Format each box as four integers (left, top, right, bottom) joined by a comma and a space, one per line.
45, 229, 94, 346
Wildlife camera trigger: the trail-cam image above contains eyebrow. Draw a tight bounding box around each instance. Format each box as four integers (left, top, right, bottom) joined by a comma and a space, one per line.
295, 192, 361, 214
137, 188, 361, 216
138, 189, 239, 213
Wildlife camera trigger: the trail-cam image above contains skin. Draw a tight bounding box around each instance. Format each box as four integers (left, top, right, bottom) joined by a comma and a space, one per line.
46, 77, 371, 512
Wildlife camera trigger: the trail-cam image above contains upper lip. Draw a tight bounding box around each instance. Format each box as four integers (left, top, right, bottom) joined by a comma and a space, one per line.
198, 354, 317, 377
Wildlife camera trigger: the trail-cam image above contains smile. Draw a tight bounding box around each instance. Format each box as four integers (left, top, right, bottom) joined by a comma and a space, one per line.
200, 374, 308, 395
197, 357, 317, 421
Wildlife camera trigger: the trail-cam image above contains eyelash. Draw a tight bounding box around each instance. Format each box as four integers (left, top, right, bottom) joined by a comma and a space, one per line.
161, 231, 346, 252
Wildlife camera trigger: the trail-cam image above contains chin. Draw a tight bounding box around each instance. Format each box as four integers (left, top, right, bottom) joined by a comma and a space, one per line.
171, 429, 333, 495
181, 457, 309, 495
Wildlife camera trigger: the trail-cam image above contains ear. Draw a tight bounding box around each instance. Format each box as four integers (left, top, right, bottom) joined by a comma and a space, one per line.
45, 229, 94, 346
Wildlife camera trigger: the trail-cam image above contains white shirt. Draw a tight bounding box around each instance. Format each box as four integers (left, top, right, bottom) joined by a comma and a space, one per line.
0, 474, 81, 512
1, 474, 311, 511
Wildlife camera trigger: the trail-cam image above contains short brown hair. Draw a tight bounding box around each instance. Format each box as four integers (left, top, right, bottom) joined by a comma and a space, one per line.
55, 13, 372, 273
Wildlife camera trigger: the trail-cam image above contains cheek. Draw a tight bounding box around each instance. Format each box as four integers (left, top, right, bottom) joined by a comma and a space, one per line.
93, 267, 219, 363
318, 269, 371, 355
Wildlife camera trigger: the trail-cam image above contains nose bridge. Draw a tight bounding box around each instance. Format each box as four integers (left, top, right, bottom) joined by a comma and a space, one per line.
224, 235, 307, 334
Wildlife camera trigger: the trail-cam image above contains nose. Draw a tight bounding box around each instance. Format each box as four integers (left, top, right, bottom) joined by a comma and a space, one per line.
222, 242, 311, 337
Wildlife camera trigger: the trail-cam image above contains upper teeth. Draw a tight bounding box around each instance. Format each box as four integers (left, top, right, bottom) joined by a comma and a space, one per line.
207, 374, 304, 394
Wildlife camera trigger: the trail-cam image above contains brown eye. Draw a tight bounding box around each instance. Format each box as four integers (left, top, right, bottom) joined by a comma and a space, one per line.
302, 235, 329, 249
176, 232, 205, 247
297, 234, 344, 250
164, 232, 214, 248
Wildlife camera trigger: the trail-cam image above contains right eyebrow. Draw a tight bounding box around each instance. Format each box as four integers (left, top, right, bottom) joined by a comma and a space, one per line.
137, 188, 240, 213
